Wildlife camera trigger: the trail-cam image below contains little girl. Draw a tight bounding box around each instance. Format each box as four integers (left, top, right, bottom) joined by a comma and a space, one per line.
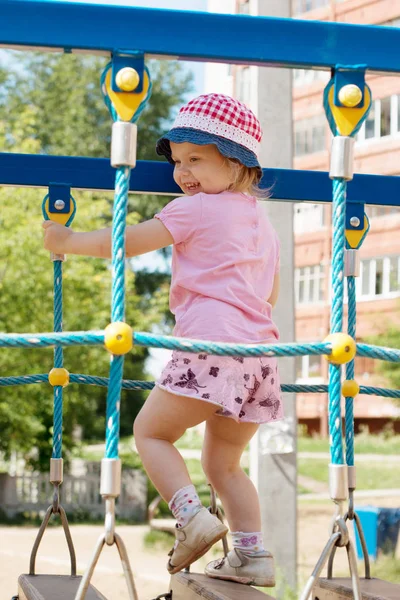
43, 93, 283, 587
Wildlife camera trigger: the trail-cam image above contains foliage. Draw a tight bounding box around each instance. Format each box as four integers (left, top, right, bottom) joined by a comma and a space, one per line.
368, 325, 400, 396
0, 50, 192, 469
298, 429, 400, 454
298, 458, 400, 490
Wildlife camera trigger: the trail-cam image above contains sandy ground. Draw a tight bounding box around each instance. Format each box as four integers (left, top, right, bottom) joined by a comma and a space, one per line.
1, 494, 399, 599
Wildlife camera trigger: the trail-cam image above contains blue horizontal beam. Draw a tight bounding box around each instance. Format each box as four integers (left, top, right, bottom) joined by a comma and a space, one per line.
1, 152, 399, 206
1, 0, 400, 73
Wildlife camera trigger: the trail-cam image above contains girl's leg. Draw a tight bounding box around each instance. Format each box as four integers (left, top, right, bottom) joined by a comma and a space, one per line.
201, 415, 275, 587
134, 387, 228, 574
133, 386, 217, 502
201, 414, 260, 532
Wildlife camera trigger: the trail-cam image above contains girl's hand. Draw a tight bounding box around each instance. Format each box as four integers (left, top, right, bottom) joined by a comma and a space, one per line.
42, 220, 73, 254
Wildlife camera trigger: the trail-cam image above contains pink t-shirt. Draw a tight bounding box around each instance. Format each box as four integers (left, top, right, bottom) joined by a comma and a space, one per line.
155, 191, 280, 344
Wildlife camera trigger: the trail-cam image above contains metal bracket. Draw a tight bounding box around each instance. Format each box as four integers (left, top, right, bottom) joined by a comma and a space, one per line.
333, 67, 366, 108
327, 508, 371, 581
74, 532, 139, 600
29, 503, 76, 576
48, 182, 71, 214
111, 51, 145, 93
346, 202, 364, 231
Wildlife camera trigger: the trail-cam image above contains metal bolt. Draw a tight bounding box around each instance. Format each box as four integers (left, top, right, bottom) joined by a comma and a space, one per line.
54, 199, 65, 210
349, 216, 360, 227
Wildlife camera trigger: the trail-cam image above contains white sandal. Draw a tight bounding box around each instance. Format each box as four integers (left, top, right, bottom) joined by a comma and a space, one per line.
205, 547, 276, 587
167, 507, 228, 574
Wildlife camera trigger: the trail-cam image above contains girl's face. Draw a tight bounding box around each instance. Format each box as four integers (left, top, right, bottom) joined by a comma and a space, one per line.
170, 142, 235, 195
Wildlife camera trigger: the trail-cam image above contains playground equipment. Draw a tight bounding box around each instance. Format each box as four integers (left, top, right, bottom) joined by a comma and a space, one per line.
1, 1, 400, 599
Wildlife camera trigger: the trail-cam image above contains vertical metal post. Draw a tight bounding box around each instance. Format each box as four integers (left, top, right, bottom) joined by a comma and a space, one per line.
251, 0, 297, 595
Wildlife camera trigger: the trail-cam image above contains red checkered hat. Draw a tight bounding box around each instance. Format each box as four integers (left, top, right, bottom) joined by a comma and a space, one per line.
156, 93, 262, 171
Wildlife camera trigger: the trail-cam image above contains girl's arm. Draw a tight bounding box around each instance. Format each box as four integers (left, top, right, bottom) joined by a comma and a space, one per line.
267, 273, 280, 307
42, 219, 174, 258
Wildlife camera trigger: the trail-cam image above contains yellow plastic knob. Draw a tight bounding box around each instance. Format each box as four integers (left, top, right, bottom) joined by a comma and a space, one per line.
324, 333, 356, 365
338, 84, 363, 108
115, 68, 140, 92
104, 322, 133, 355
48, 368, 70, 387
342, 379, 360, 398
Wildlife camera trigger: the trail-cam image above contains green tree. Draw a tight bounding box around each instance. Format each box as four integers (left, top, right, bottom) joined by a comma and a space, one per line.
0, 51, 192, 469
368, 325, 400, 394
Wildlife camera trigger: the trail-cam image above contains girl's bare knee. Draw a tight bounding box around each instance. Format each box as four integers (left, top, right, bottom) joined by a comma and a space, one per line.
202, 454, 239, 489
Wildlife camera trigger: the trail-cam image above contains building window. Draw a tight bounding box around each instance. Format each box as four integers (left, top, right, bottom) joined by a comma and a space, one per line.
381, 18, 400, 27
375, 258, 384, 295
366, 205, 400, 219
358, 256, 400, 299
293, 0, 329, 14
295, 265, 325, 304
294, 115, 326, 156
389, 256, 400, 293
238, 0, 250, 14
380, 97, 391, 137
294, 203, 325, 233
398, 94, 400, 132
235, 66, 251, 106
296, 355, 323, 382
365, 101, 376, 139
357, 95, 400, 142
293, 69, 330, 87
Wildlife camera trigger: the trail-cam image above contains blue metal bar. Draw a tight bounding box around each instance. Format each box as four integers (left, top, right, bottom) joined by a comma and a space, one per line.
1, 153, 400, 206
1, 1, 400, 73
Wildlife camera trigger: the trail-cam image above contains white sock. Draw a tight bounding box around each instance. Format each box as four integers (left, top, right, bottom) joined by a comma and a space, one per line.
231, 531, 265, 556
168, 484, 202, 528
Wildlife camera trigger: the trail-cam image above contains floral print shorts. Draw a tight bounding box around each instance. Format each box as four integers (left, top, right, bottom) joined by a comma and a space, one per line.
156, 350, 284, 424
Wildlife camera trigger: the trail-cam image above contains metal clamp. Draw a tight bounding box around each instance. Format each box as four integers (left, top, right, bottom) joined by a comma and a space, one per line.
74, 532, 138, 600
329, 464, 348, 502
300, 514, 362, 600
100, 458, 122, 545
345, 249, 360, 277
111, 122, 137, 167
29, 503, 76, 576
327, 507, 371, 581
329, 136, 355, 180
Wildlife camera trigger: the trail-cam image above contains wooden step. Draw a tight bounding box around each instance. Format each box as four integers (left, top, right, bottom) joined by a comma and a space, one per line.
170, 572, 274, 600
313, 577, 400, 600
18, 574, 107, 600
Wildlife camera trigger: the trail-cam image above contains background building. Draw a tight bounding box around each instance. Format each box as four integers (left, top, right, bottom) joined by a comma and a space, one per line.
207, 0, 400, 435
292, 0, 400, 435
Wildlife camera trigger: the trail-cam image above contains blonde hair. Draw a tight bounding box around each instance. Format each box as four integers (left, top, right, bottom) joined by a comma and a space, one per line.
226, 158, 271, 199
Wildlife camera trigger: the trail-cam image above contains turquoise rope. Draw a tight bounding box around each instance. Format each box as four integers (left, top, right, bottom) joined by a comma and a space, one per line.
357, 343, 400, 362
0, 331, 104, 348
3, 329, 400, 362
328, 177, 347, 465
345, 276, 356, 467
323, 66, 372, 467
52, 259, 63, 458
2, 375, 400, 400
0, 374, 49, 386
101, 56, 153, 460
105, 166, 131, 459
133, 333, 330, 357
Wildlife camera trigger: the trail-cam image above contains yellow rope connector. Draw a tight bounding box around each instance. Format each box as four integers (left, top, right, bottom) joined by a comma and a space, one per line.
115, 67, 140, 92
48, 367, 70, 387
338, 84, 363, 108
342, 379, 360, 398
324, 333, 356, 365
104, 322, 133, 355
